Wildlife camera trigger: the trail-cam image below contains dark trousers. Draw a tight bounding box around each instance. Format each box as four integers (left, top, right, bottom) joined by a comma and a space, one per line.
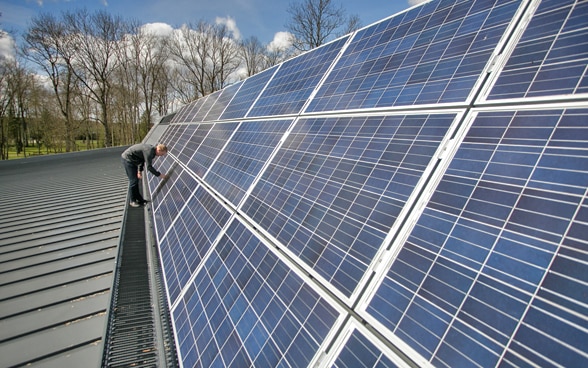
121, 158, 144, 203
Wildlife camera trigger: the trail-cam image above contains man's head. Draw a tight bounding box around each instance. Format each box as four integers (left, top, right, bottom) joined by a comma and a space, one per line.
155, 144, 168, 156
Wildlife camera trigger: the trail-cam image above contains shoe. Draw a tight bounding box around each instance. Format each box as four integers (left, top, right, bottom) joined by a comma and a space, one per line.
129, 201, 141, 207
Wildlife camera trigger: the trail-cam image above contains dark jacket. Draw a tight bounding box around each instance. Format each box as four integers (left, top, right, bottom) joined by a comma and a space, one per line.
121, 144, 161, 177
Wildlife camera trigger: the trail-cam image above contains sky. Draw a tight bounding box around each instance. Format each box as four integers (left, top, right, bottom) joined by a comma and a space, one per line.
0, 0, 427, 58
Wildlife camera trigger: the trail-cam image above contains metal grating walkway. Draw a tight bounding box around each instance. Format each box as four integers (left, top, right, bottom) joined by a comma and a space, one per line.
103, 202, 177, 368
103, 206, 156, 367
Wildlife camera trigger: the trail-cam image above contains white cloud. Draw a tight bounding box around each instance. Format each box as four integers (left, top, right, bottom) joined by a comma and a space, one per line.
141, 22, 174, 37
0, 31, 16, 61
267, 31, 292, 52
216, 16, 241, 40
408, 0, 428, 5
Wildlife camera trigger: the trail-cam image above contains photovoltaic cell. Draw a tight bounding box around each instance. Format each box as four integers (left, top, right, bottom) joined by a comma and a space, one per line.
204, 119, 292, 206
146, 1, 588, 367
153, 121, 180, 146
365, 108, 588, 367
163, 124, 190, 156
159, 186, 232, 305
172, 219, 340, 367
169, 102, 193, 124
193, 91, 222, 122
185, 122, 239, 178
147, 154, 177, 204
248, 36, 349, 117
220, 67, 276, 120
204, 81, 243, 122
171, 124, 200, 162
242, 114, 456, 297
487, 0, 588, 100
333, 328, 402, 368
152, 168, 197, 237
306, 0, 523, 112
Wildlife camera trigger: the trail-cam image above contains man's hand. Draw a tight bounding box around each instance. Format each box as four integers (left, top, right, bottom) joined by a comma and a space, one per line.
137, 172, 142, 179
160, 173, 168, 180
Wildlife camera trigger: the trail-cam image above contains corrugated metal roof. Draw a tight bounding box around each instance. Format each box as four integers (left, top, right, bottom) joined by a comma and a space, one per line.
0, 147, 128, 368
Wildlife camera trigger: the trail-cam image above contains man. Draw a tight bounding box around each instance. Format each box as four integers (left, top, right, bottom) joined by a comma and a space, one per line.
121, 143, 169, 207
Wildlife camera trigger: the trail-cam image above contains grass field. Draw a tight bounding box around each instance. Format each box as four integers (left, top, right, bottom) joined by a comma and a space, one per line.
5, 140, 103, 160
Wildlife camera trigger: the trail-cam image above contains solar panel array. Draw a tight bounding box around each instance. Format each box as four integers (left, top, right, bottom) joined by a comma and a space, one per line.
146, 0, 588, 366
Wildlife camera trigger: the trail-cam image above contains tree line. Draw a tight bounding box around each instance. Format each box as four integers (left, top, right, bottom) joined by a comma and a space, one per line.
0, 0, 359, 159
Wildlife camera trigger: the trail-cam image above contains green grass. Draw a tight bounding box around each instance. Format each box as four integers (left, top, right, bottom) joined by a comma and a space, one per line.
5, 140, 103, 159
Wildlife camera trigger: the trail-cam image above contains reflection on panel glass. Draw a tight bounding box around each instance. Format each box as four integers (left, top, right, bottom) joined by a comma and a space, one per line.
186, 122, 239, 178
157, 124, 186, 154
366, 108, 588, 367
148, 155, 177, 209
148, 1, 588, 367
204, 120, 292, 206
220, 67, 276, 120
307, 0, 522, 112
248, 37, 349, 117
152, 168, 196, 238
172, 219, 340, 367
488, 0, 588, 100
169, 101, 194, 124
333, 328, 402, 368
159, 186, 232, 305
243, 114, 455, 297
205, 81, 243, 122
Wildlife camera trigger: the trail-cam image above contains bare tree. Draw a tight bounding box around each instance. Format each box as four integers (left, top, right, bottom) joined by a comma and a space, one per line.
64, 9, 129, 147
168, 21, 211, 103
23, 12, 80, 152
208, 23, 241, 91
169, 20, 242, 103
132, 25, 171, 137
0, 56, 14, 159
240, 36, 266, 77
286, 0, 361, 51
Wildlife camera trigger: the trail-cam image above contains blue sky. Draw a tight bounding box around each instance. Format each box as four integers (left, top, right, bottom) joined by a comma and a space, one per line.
1, 0, 426, 46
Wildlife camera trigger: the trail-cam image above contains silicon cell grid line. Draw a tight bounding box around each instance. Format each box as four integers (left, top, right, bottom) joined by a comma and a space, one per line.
185, 122, 239, 178
486, 0, 588, 101
241, 113, 457, 299
158, 185, 233, 307
220, 67, 276, 120
171, 218, 342, 368
203, 119, 292, 207
306, 0, 524, 112
152, 167, 196, 238
331, 328, 406, 368
146, 154, 177, 205
204, 81, 243, 122
363, 108, 588, 368
163, 124, 191, 156
247, 36, 349, 117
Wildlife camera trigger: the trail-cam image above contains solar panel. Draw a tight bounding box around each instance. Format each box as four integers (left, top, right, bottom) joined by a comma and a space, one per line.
328, 322, 412, 368
192, 91, 222, 122
220, 67, 276, 120
204, 81, 243, 121
485, 0, 588, 101
152, 167, 195, 237
171, 218, 343, 367
168, 102, 193, 124
247, 36, 349, 117
159, 185, 233, 305
241, 113, 457, 298
144, 0, 588, 367
185, 122, 239, 178
306, 0, 525, 112
204, 119, 292, 206
362, 107, 588, 367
